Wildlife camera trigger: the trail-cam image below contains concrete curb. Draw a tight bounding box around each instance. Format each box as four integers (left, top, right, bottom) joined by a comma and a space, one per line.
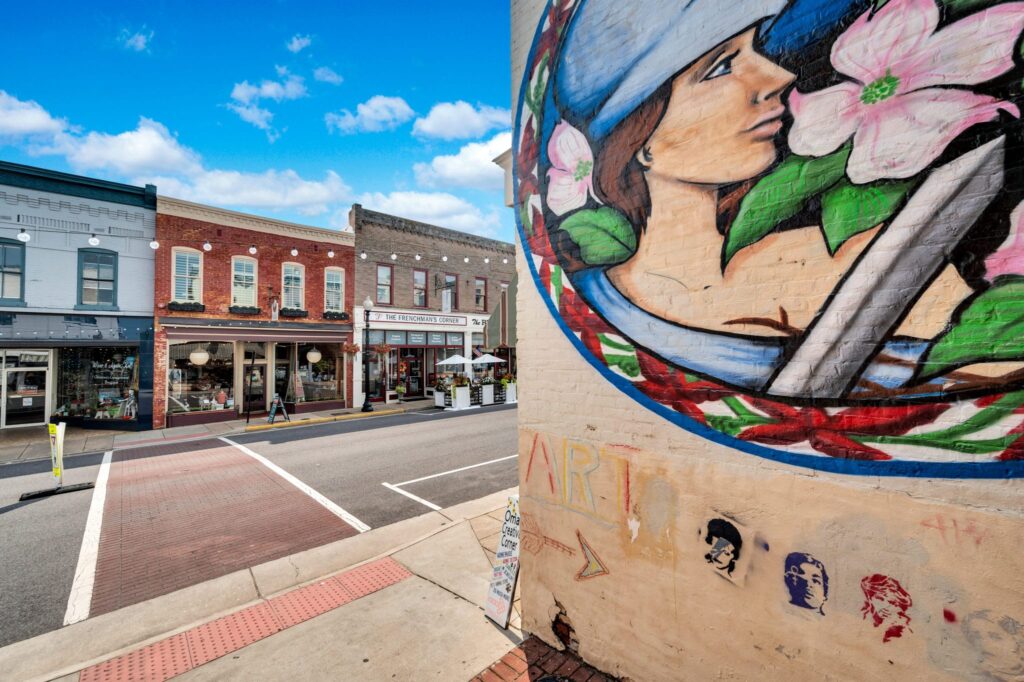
242, 407, 406, 432
0, 489, 517, 682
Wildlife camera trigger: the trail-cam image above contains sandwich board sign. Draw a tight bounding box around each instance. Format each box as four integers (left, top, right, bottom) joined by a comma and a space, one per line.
48, 422, 66, 484
485, 495, 520, 628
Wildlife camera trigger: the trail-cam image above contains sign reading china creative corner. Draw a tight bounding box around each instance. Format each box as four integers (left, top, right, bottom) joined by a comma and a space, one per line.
515, 0, 1024, 477
367, 311, 467, 326
485, 496, 521, 629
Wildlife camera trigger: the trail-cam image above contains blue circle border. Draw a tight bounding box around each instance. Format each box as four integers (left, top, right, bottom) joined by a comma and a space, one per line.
511, 0, 1024, 479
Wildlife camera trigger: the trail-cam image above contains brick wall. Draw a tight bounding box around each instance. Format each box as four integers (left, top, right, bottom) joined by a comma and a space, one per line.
513, 1, 1024, 681
350, 205, 515, 314
152, 210, 355, 428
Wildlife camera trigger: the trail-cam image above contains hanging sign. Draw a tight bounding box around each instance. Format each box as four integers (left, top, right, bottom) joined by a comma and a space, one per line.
485, 495, 521, 628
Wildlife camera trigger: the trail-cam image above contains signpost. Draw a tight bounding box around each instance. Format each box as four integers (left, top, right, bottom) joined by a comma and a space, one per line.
19, 421, 94, 501
485, 495, 521, 628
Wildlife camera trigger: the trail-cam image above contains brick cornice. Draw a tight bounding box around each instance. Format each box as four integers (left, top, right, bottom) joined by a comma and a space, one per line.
351, 204, 515, 254
158, 196, 355, 246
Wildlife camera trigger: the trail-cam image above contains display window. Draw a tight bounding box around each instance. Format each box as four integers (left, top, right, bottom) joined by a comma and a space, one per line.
298, 344, 341, 402
53, 347, 140, 421
167, 341, 234, 413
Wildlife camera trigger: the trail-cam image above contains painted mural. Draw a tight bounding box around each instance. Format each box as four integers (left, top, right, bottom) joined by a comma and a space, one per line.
515, 0, 1024, 475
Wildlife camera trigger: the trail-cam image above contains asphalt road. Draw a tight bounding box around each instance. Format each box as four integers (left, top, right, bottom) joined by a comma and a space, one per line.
0, 404, 518, 648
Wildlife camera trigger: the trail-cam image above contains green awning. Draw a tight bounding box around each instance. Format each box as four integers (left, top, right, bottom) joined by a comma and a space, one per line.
485, 274, 517, 349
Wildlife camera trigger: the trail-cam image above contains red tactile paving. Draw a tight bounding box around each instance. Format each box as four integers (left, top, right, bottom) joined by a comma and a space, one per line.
266, 578, 357, 628
77, 557, 413, 682
186, 602, 283, 667
79, 633, 192, 682
333, 556, 412, 598
90, 438, 360, 616
469, 636, 615, 682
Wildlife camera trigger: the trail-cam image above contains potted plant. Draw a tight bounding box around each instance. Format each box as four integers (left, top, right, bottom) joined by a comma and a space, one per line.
501, 373, 517, 404
480, 375, 496, 406
434, 378, 449, 408
395, 382, 406, 403
451, 375, 472, 410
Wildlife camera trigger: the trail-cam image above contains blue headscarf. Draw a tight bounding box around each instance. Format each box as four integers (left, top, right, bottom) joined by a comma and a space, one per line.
554, 0, 790, 143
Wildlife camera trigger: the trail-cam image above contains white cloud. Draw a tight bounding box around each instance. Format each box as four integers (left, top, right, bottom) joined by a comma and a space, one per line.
228, 68, 307, 140
63, 117, 204, 177
412, 101, 510, 140
119, 28, 154, 52
325, 96, 414, 134
0, 91, 68, 138
357, 191, 500, 237
286, 34, 311, 53
314, 66, 343, 85
148, 169, 350, 215
414, 132, 511, 191
0, 92, 351, 217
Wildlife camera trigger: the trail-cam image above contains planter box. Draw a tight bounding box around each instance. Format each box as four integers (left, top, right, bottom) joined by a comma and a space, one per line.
481, 383, 495, 406
323, 311, 350, 321
453, 386, 471, 410
167, 301, 205, 312
229, 305, 261, 315
280, 308, 309, 318
434, 391, 446, 408
505, 383, 517, 404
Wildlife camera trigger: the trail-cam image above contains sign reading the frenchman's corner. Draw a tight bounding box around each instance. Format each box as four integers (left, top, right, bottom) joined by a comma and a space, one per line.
485, 495, 520, 628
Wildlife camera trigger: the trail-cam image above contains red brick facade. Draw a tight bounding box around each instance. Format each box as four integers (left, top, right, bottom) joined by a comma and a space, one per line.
152, 200, 355, 428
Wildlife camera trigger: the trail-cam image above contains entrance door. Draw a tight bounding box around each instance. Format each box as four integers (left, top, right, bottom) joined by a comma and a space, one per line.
4, 368, 47, 427
243, 364, 267, 413
403, 349, 424, 397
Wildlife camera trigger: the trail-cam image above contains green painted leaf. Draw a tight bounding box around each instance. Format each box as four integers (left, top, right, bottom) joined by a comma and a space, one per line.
597, 333, 635, 353
922, 277, 1024, 377
820, 179, 914, 254
724, 146, 850, 264
605, 353, 641, 378
519, 200, 533, 236
559, 207, 637, 265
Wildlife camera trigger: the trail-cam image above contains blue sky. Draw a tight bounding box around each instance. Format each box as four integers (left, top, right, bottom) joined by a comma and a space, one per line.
0, 1, 514, 240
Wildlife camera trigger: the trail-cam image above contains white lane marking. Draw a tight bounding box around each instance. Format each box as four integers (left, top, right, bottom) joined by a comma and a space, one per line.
64, 450, 113, 625
219, 436, 370, 533
381, 482, 442, 511
393, 454, 518, 487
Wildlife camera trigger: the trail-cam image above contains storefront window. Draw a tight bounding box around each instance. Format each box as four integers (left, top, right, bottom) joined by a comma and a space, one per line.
167, 341, 234, 413
53, 347, 139, 421
275, 342, 293, 401
298, 344, 341, 402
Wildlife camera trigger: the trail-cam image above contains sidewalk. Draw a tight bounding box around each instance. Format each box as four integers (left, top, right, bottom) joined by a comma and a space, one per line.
0, 488, 530, 682
0, 398, 437, 466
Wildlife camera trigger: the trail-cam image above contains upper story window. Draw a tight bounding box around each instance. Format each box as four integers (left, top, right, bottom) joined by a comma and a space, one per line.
0, 239, 25, 304
413, 269, 427, 308
172, 248, 202, 303
231, 256, 257, 307
474, 277, 487, 311
282, 263, 305, 309
376, 264, 393, 305
444, 273, 458, 310
78, 249, 117, 308
325, 267, 345, 312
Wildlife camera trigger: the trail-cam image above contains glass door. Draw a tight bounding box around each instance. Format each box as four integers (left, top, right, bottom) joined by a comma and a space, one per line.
403, 349, 424, 397
4, 368, 48, 427
243, 363, 267, 412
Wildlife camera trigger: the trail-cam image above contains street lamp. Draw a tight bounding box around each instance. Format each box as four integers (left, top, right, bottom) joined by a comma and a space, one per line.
361, 297, 374, 412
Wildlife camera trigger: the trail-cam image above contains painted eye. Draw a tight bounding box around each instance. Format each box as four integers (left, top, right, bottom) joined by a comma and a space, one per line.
704, 54, 736, 81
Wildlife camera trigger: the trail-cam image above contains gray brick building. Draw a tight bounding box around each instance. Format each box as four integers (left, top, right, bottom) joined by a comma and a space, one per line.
349, 204, 516, 404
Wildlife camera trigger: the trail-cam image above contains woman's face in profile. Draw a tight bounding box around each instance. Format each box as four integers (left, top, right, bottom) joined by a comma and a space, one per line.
643, 28, 795, 186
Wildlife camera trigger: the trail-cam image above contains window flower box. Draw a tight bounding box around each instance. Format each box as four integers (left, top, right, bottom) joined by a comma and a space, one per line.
323, 311, 350, 321
280, 308, 308, 318
168, 301, 205, 312
229, 305, 261, 315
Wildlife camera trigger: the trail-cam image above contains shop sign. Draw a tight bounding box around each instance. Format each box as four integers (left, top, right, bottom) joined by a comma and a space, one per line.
408, 331, 427, 345
427, 332, 446, 346
485, 496, 520, 629
386, 331, 407, 345
368, 311, 467, 326
446, 332, 464, 346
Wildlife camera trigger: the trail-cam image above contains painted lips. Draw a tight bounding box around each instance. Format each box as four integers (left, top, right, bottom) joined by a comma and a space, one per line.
746, 108, 786, 136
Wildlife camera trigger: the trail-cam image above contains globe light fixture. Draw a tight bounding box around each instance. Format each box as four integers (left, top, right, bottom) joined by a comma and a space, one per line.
203, 241, 212, 252
360, 251, 367, 260
503, 258, 509, 264
327, 249, 335, 258
390, 253, 397, 260
414, 254, 421, 261
248, 244, 257, 255
189, 349, 210, 366
463, 256, 469, 263
442, 255, 448, 262
149, 240, 160, 250
88, 234, 101, 246
306, 347, 322, 364
290, 248, 299, 257
484, 257, 490, 264
16, 229, 30, 243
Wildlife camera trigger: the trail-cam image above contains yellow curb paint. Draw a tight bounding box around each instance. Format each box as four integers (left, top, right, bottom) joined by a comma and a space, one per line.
243, 408, 406, 432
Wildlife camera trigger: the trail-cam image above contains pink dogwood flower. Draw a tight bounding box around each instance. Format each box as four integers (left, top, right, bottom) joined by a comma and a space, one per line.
546, 120, 596, 215
985, 200, 1024, 280
788, 0, 1024, 184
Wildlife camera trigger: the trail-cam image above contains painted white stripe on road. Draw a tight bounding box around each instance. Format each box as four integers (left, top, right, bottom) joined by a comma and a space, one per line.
381, 482, 442, 511
63, 450, 112, 626
219, 436, 371, 533
393, 454, 518, 487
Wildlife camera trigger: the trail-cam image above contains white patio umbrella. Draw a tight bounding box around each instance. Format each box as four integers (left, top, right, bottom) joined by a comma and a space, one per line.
435, 354, 469, 366
471, 354, 507, 365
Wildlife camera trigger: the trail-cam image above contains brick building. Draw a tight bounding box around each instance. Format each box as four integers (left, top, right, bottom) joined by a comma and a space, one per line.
153, 197, 355, 428
348, 204, 516, 404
